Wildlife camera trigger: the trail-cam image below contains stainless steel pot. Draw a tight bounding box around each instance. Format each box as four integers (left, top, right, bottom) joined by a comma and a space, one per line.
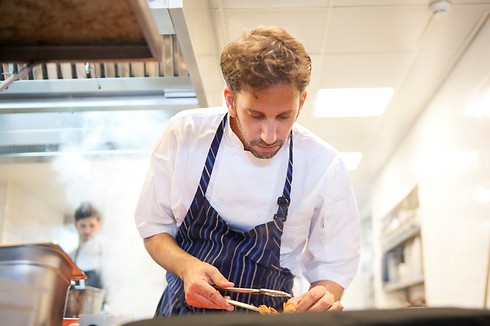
0, 242, 85, 326
65, 284, 106, 318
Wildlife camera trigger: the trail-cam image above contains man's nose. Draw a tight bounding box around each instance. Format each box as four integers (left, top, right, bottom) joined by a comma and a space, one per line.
260, 118, 277, 144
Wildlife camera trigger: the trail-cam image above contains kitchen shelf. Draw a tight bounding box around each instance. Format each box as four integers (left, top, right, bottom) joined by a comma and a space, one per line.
384, 274, 425, 292
380, 185, 425, 301
382, 222, 421, 254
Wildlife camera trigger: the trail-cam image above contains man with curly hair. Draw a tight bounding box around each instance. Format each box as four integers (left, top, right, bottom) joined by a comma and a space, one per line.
135, 26, 360, 316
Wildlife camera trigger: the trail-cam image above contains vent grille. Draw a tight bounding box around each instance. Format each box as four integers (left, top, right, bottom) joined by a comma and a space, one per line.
0, 34, 186, 81
0, 143, 149, 160
0, 144, 61, 157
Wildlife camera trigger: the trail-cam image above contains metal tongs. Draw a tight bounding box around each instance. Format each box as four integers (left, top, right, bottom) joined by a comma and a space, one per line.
218, 286, 291, 298
215, 286, 291, 312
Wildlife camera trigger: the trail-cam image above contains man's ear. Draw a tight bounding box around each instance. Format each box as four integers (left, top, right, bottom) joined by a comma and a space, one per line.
299, 91, 308, 110
224, 87, 236, 117
295, 91, 308, 120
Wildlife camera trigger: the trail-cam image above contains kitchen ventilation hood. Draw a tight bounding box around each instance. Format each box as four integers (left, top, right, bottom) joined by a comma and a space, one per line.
0, 0, 163, 62
0, 0, 207, 160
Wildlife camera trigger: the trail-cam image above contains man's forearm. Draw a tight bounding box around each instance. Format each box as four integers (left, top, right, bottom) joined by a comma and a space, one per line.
144, 233, 235, 311
143, 232, 200, 280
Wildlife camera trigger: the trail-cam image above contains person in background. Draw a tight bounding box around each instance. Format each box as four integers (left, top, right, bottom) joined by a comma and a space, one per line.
70, 202, 104, 289
134, 25, 361, 316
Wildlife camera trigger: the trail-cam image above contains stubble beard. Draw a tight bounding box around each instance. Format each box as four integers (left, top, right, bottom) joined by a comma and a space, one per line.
235, 114, 284, 159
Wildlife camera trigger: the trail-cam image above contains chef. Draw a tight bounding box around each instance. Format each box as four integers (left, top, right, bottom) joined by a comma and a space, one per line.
134, 25, 361, 316
70, 202, 104, 289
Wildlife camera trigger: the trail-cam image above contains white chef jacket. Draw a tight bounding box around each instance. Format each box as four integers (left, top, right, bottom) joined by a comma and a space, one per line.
69, 234, 103, 272
134, 107, 360, 288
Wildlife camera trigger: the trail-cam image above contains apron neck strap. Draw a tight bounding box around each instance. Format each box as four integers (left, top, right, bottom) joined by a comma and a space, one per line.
194, 113, 227, 202
276, 131, 293, 221
195, 113, 293, 218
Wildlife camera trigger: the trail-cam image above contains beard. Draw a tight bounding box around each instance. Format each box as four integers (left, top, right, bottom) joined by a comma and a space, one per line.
233, 107, 286, 159
246, 139, 284, 159
239, 122, 286, 159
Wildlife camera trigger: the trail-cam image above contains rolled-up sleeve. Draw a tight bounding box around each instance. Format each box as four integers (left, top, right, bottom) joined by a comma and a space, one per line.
301, 156, 361, 288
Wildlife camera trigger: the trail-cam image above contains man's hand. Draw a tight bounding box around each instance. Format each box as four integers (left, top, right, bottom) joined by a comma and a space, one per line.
144, 233, 234, 311
288, 282, 344, 312
181, 260, 235, 311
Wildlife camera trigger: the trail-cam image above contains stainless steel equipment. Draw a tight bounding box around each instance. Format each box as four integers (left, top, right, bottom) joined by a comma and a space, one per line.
0, 242, 85, 326
65, 284, 106, 318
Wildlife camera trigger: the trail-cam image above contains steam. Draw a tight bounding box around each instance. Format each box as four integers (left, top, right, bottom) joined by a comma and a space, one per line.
51, 109, 173, 320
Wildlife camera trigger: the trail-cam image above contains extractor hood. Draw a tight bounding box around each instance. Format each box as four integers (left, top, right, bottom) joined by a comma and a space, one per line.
0, 0, 163, 62
0, 0, 207, 161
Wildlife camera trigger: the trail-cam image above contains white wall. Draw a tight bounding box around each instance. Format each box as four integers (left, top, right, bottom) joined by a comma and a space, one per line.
0, 179, 65, 244
342, 216, 376, 310
0, 180, 5, 241
371, 17, 490, 308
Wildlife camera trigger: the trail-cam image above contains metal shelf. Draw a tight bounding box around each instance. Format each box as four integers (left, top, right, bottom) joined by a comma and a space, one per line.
382, 222, 421, 253
384, 274, 425, 292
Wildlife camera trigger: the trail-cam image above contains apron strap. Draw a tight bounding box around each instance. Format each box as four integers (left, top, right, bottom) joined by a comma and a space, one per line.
191, 114, 293, 220
191, 114, 227, 206
276, 131, 293, 221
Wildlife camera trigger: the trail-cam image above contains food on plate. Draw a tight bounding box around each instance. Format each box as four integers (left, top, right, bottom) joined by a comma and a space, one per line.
283, 301, 297, 313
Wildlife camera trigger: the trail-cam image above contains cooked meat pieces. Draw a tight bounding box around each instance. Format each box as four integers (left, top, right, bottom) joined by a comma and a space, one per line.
283, 301, 297, 313
258, 305, 279, 314
257, 301, 297, 315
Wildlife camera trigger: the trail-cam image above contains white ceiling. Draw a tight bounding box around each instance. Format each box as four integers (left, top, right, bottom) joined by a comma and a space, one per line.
181, 0, 490, 215
1, 0, 490, 217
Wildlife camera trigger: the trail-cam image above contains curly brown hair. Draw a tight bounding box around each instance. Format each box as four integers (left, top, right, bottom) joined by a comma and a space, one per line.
220, 26, 311, 93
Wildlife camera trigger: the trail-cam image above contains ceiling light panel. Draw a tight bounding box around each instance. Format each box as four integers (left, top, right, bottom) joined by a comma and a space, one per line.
314, 87, 394, 117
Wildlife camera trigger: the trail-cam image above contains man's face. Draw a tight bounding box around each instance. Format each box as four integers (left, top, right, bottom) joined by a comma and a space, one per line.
225, 84, 307, 159
75, 216, 100, 243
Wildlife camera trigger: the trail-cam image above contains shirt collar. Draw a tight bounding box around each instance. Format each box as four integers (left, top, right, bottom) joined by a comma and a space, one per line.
224, 112, 245, 149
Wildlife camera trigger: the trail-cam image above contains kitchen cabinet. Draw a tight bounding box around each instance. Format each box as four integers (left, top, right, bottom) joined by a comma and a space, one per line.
380, 186, 425, 306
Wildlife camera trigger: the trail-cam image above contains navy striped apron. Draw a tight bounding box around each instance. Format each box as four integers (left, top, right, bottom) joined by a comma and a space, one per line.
156, 114, 294, 316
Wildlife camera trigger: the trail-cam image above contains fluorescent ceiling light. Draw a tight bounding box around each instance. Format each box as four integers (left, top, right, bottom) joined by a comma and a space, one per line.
475, 187, 490, 203
464, 90, 490, 118
314, 88, 394, 117
339, 152, 363, 171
